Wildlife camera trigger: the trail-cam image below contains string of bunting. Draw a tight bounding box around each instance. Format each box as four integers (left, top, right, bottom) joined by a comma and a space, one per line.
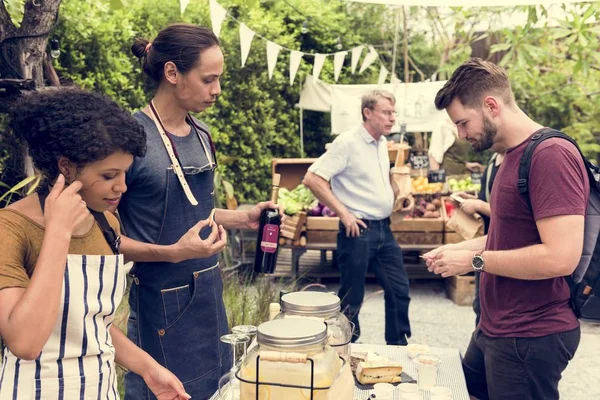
180, 0, 390, 85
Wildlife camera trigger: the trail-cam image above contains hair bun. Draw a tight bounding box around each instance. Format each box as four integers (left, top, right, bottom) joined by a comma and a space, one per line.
131, 38, 150, 59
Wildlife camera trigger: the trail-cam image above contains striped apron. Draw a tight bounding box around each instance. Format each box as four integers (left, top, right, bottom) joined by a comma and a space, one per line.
0, 253, 127, 399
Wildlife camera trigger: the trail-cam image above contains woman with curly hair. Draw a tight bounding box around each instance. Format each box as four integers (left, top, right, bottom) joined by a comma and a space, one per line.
0, 87, 193, 399
121, 24, 282, 399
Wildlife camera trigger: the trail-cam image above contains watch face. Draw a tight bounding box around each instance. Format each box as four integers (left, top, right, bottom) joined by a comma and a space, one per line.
473, 255, 484, 270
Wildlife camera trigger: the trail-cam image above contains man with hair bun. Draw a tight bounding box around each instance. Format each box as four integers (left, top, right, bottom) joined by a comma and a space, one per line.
122, 24, 283, 399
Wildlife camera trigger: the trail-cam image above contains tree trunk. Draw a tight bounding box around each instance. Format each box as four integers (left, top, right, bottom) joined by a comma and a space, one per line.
0, 0, 62, 188
0, 0, 62, 89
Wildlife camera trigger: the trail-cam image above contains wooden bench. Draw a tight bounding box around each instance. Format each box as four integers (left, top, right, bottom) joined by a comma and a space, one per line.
282, 242, 440, 279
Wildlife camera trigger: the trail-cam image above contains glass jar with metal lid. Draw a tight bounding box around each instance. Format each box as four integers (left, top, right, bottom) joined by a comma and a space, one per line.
275, 291, 353, 359
238, 319, 343, 400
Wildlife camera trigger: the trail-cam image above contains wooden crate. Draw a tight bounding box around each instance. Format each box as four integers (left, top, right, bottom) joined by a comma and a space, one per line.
444, 232, 464, 245
393, 231, 444, 245
272, 158, 317, 190
390, 212, 444, 245
280, 212, 307, 241
306, 230, 338, 244
446, 275, 476, 306
306, 216, 339, 231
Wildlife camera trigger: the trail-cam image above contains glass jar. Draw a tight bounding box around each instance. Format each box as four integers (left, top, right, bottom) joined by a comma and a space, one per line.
275, 291, 353, 359
238, 319, 342, 400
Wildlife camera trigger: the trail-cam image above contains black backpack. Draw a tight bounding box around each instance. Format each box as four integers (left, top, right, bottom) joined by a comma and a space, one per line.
518, 128, 600, 322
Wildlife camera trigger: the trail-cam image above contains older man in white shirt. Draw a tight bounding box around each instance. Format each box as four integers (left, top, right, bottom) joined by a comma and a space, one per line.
303, 90, 411, 345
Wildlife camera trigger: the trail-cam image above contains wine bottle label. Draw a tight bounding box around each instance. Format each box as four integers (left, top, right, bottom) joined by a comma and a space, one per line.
260, 224, 279, 253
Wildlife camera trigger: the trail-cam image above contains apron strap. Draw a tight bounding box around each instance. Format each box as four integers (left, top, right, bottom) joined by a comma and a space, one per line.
148, 102, 199, 206
38, 187, 121, 255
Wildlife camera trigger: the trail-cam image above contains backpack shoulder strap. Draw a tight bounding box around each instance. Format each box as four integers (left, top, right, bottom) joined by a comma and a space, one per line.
517, 128, 598, 208
38, 188, 121, 255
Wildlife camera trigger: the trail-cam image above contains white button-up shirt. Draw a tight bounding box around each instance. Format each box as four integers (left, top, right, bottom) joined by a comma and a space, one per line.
308, 124, 394, 220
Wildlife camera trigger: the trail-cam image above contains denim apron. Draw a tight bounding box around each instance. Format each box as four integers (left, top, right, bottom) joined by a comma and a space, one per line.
124, 110, 231, 400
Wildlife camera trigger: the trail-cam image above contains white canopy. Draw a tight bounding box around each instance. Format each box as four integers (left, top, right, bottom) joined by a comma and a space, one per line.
299, 76, 448, 135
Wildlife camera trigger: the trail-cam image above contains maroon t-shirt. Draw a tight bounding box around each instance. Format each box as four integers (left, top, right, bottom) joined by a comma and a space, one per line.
480, 132, 589, 338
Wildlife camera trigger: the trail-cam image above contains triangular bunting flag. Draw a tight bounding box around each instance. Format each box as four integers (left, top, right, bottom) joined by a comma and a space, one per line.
378, 64, 389, 85
351, 45, 364, 74
333, 51, 347, 82
266, 41, 281, 80
209, 0, 227, 38
180, 0, 190, 16
312, 54, 327, 82
239, 24, 255, 67
359, 45, 378, 74
290, 51, 303, 85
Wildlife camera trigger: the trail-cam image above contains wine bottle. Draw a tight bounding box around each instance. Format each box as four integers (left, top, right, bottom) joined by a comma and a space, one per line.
254, 174, 282, 274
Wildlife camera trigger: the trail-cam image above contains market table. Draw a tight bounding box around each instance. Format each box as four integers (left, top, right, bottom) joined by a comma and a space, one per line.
351, 344, 470, 400
209, 343, 470, 400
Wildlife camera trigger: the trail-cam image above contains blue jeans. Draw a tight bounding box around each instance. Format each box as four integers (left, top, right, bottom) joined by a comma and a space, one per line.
337, 218, 411, 345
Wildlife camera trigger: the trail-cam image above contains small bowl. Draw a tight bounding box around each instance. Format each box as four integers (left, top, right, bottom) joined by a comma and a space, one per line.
397, 383, 419, 393
373, 383, 394, 392
407, 343, 430, 359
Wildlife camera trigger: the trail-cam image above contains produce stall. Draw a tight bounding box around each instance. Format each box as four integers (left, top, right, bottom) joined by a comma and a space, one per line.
271, 143, 484, 305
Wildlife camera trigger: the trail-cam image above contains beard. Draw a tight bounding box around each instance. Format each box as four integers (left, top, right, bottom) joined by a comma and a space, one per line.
472, 116, 497, 152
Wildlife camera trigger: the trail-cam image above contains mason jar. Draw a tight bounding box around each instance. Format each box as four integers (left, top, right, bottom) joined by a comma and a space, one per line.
238, 319, 342, 400
275, 291, 353, 359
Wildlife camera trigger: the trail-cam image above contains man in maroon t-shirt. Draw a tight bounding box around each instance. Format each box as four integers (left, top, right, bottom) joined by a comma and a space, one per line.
424, 58, 588, 400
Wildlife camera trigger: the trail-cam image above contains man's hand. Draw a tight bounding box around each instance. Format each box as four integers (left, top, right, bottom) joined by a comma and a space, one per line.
340, 212, 367, 237
426, 250, 475, 277
142, 362, 191, 400
44, 174, 89, 236
245, 201, 286, 230
422, 243, 454, 260
172, 219, 227, 263
460, 199, 482, 216
466, 162, 484, 173
453, 191, 477, 200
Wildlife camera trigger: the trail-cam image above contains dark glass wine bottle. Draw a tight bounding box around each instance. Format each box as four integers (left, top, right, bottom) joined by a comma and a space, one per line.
254, 174, 282, 274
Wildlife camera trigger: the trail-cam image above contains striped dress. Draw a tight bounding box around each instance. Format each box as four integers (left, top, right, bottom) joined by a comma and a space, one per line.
0, 254, 126, 399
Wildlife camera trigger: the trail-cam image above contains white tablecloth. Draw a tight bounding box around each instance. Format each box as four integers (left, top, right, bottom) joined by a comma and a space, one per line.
352, 344, 470, 400
210, 344, 470, 400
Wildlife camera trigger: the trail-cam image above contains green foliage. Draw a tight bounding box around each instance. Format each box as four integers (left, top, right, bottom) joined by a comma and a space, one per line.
222, 272, 296, 329
490, 4, 600, 162
5, 0, 598, 207
3, 0, 24, 27
52, 0, 394, 202
0, 175, 39, 206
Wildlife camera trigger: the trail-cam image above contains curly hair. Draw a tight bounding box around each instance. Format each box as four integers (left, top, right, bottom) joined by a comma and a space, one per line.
8, 87, 147, 186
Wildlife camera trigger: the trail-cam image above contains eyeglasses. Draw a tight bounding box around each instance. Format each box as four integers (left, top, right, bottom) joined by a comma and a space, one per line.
374, 109, 397, 117
181, 164, 215, 175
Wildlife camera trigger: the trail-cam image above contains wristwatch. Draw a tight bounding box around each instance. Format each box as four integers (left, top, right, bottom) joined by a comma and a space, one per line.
472, 252, 485, 272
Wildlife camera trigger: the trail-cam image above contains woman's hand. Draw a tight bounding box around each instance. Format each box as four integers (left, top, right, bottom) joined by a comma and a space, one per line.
43, 174, 89, 236
142, 363, 191, 400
